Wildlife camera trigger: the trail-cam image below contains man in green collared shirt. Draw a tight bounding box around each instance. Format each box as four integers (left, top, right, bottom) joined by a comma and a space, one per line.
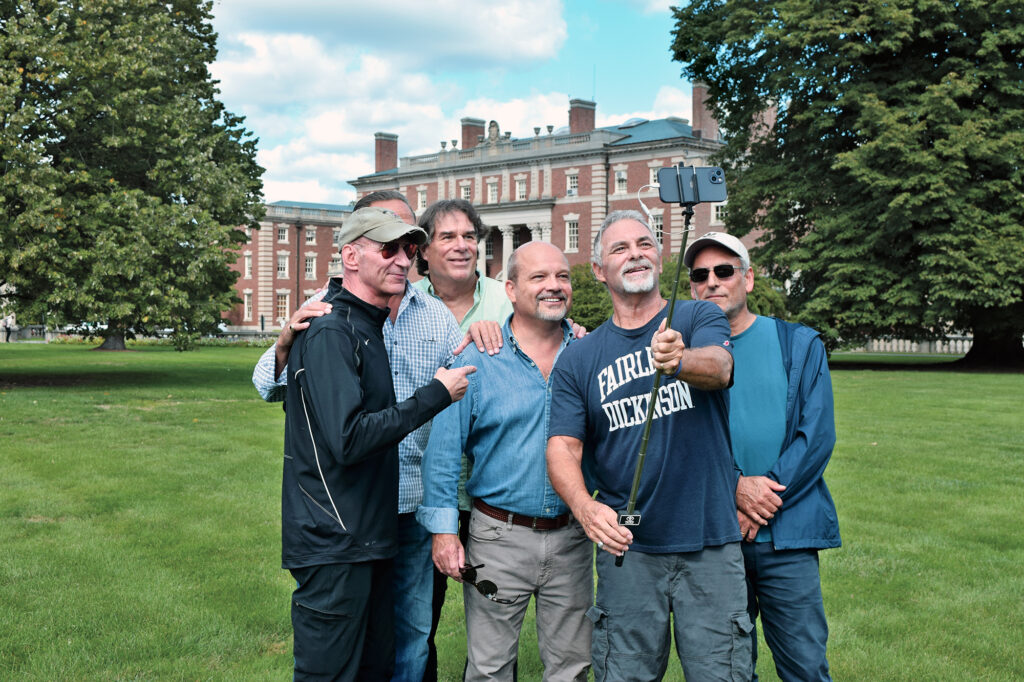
412, 199, 512, 333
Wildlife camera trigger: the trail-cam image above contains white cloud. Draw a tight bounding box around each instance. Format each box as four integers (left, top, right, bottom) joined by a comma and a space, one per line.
596, 86, 693, 127
211, 0, 567, 67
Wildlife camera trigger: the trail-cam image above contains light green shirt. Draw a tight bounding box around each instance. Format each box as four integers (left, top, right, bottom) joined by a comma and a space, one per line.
412, 273, 513, 333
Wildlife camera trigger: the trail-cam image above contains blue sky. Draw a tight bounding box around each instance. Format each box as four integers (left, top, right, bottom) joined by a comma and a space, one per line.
209, 0, 693, 205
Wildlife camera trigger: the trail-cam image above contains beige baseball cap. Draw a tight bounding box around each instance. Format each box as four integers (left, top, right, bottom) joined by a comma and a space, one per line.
683, 231, 750, 268
337, 207, 427, 247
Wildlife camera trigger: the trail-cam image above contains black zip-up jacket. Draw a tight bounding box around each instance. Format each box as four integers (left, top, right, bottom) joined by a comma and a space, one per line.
281, 280, 452, 568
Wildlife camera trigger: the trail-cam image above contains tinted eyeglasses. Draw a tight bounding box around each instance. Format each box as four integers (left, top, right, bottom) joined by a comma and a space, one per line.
459, 564, 526, 605
377, 240, 418, 260
689, 263, 743, 283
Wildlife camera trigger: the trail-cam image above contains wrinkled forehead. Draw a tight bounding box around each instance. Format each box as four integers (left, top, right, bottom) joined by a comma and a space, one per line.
602, 219, 654, 247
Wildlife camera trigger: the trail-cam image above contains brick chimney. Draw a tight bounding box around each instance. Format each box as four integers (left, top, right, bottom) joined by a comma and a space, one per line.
691, 83, 719, 140
374, 132, 398, 172
461, 117, 485, 150
568, 99, 596, 134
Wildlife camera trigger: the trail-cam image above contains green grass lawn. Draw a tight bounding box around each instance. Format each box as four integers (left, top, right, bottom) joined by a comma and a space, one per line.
1, 344, 1022, 680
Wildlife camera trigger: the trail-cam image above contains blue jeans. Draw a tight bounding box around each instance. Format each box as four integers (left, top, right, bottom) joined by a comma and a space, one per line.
741, 543, 831, 681
392, 513, 434, 682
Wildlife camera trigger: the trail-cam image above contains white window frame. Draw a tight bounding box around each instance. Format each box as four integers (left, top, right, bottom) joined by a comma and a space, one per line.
305, 227, 316, 245
304, 255, 316, 280
275, 293, 290, 324
651, 213, 664, 244
461, 184, 472, 200
277, 253, 288, 278
615, 169, 628, 194
515, 178, 527, 201
276, 225, 288, 243
417, 188, 428, 211
566, 173, 579, 196
243, 292, 253, 321
243, 253, 252, 279
487, 181, 498, 204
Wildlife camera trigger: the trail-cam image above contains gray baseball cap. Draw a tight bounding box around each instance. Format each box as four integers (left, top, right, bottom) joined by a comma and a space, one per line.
683, 231, 750, 268
337, 207, 427, 247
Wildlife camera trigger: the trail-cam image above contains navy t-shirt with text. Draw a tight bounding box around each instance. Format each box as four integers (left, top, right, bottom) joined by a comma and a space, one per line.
548, 300, 741, 553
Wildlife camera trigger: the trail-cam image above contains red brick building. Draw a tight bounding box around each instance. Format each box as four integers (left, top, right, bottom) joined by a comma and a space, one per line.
349, 85, 728, 279
224, 85, 733, 331
223, 200, 351, 331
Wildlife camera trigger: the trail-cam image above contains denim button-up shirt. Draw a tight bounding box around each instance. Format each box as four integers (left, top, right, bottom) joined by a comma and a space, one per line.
417, 316, 573, 535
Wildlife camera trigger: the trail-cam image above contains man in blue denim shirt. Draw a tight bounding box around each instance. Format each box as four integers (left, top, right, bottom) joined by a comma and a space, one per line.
418, 242, 592, 681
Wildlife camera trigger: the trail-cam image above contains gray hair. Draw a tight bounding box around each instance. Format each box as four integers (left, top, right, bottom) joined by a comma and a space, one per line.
354, 190, 416, 223
590, 209, 662, 267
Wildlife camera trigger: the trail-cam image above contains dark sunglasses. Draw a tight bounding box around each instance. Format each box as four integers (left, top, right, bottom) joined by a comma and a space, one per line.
459, 564, 525, 605
377, 240, 418, 260
689, 263, 742, 283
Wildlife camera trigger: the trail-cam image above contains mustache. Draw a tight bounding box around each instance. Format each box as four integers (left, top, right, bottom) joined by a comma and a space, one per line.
536, 291, 568, 302
620, 257, 653, 273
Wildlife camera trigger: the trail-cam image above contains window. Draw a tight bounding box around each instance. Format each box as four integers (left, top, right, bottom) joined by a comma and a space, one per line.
277, 226, 288, 242
276, 294, 289, 324
651, 214, 664, 244
615, 170, 628, 194
417, 189, 427, 211
244, 254, 252, 279
487, 181, 498, 204
515, 178, 527, 201
277, 254, 288, 278
714, 203, 727, 224
461, 184, 472, 200
305, 228, 316, 245
567, 173, 578, 196
566, 220, 579, 252
305, 255, 316, 280
512, 229, 523, 250
333, 228, 342, 245
244, 292, 253, 321
485, 233, 494, 259
650, 167, 660, 187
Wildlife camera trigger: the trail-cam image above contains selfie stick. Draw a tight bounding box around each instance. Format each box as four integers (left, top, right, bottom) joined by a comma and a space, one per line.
615, 203, 695, 568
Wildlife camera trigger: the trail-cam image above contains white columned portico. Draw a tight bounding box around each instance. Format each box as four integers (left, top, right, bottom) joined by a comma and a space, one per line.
499, 225, 516, 281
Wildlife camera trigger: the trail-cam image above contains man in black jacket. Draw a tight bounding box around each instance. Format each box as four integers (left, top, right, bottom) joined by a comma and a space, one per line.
282, 206, 476, 681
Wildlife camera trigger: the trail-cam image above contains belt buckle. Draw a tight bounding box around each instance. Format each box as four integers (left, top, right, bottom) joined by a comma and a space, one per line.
531, 516, 539, 530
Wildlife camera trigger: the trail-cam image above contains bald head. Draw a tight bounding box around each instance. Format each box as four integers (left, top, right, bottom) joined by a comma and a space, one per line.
505, 241, 572, 323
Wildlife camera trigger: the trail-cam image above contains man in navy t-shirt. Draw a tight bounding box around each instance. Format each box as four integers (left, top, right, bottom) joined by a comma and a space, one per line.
547, 210, 752, 681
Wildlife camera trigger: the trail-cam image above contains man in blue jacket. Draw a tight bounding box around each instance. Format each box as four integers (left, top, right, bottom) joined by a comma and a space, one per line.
282, 207, 475, 681
674, 231, 841, 681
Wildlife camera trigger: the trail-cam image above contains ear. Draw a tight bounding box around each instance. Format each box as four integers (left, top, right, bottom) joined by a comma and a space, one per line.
591, 261, 606, 284
505, 278, 517, 305
744, 266, 754, 294
341, 244, 361, 271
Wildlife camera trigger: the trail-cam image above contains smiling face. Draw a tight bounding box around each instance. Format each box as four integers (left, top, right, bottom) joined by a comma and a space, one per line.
592, 218, 662, 297
689, 244, 754, 322
420, 209, 479, 286
506, 242, 572, 323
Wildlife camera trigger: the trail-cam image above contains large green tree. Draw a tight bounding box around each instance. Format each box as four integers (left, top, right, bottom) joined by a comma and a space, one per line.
0, 0, 263, 350
671, 0, 1024, 366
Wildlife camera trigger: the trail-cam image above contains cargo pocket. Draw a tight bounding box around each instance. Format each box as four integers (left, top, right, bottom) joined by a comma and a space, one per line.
291, 599, 352, 675
587, 605, 608, 680
729, 611, 755, 682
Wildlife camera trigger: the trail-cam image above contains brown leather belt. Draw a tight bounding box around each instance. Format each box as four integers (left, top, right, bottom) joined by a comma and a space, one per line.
473, 498, 571, 531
